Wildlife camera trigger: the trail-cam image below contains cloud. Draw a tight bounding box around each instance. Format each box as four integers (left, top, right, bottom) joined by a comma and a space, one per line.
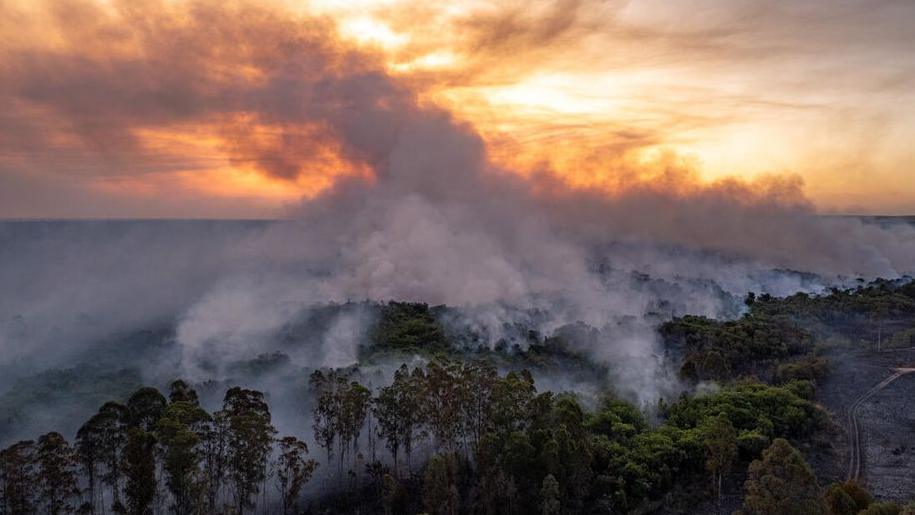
0, 0, 410, 211
1, 0, 915, 414
3, 0, 915, 214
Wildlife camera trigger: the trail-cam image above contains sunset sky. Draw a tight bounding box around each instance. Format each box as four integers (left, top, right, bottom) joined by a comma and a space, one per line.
1, 0, 914, 218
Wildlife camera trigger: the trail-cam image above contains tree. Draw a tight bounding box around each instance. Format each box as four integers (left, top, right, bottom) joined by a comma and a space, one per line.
76, 417, 104, 513
702, 414, 737, 515
402, 367, 428, 471
490, 370, 535, 436
423, 454, 459, 515
157, 401, 211, 515
168, 380, 199, 405
36, 432, 79, 515
310, 371, 339, 468
373, 381, 402, 473
459, 361, 497, 454
223, 387, 276, 514
122, 428, 157, 515
859, 503, 903, 515
381, 473, 399, 515
423, 361, 462, 452
0, 440, 37, 514
77, 402, 129, 513
200, 410, 229, 512
824, 484, 856, 515
540, 474, 561, 515
824, 480, 872, 515
373, 365, 425, 476
742, 438, 826, 515
126, 387, 167, 432
98, 402, 130, 512
310, 371, 372, 475
275, 436, 317, 515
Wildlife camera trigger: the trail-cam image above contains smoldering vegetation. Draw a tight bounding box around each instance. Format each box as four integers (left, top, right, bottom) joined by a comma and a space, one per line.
0, 217, 876, 448
3, 246, 915, 513
0, 216, 908, 450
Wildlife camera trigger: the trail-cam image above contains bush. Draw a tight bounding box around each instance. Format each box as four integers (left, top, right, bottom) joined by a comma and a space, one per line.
661, 315, 813, 382
774, 357, 830, 384
784, 379, 816, 400
859, 502, 902, 515
665, 382, 825, 442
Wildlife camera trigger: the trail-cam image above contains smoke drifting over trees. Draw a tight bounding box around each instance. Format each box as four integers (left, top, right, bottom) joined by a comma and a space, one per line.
1, 0, 915, 419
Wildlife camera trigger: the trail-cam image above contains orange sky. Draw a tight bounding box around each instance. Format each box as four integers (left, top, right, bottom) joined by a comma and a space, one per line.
1, 0, 914, 217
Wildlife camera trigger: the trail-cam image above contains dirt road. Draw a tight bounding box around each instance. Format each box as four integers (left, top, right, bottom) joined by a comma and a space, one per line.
846, 368, 915, 480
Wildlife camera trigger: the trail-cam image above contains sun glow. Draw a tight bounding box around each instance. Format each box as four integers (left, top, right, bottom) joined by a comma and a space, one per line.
3, 0, 914, 215
340, 17, 408, 48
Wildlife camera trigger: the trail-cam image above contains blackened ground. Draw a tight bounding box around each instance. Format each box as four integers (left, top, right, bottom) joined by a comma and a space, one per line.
817, 348, 915, 502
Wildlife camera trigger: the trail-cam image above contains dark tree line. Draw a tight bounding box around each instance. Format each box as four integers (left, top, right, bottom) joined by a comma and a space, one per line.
1, 381, 313, 515
4, 355, 912, 514
303, 359, 835, 515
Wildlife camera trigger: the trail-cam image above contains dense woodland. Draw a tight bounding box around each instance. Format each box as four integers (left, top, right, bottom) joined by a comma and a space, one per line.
2, 280, 915, 514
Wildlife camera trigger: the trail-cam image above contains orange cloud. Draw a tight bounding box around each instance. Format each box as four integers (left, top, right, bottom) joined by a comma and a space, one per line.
1, 0, 914, 217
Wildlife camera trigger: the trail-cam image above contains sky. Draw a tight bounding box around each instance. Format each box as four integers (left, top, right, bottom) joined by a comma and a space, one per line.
1, 0, 914, 218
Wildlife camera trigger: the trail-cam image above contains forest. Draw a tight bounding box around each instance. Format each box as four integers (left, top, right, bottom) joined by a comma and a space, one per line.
2, 279, 915, 514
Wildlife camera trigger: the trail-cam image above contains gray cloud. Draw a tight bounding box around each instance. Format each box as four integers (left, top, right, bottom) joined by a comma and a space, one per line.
1, 0, 915, 414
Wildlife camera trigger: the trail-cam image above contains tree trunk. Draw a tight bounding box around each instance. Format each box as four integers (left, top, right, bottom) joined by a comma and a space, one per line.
716, 472, 722, 515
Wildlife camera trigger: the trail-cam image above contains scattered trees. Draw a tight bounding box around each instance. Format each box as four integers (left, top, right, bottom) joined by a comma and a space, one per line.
157, 400, 210, 514
0, 338, 897, 515
35, 432, 79, 515
275, 437, 317, 515
2, 382, 318, 514
702, 414, 737, 515
0, 440, 37, 514
223, 387, 277, 514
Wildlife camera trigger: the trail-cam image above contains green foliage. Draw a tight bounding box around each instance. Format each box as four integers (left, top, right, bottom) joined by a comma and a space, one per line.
310, 369, 374, 473
222, 387, 276, 514
749, 279, 915, 346
0, 365, 141, 444
661, 314, 813, 381
126, 387, 167, 432
422, 453, 462, 515
665, 382, 825, 442
735, 429, 770, 457
226, 352, 292, 378
85, 401, 130, 510
0, 440, 37, 514
742, 438, 826, 515
369, 302, 448, 352
0, 333, 853, 515
276, 436, 317, 515
585, 396, 647, 444
860, 502, 904, 515
35, 432, 78, 515
824, 484, 858, 515
157, 401, 210, 515
886, 327, 915, 349
123, 428, 156, 515
167, 379, 199, 405
540, 474, 561, 515
774, 356, 831, 385
783, 379, 816, 400
702, 414, 737, 512
824, 479, 873, 515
